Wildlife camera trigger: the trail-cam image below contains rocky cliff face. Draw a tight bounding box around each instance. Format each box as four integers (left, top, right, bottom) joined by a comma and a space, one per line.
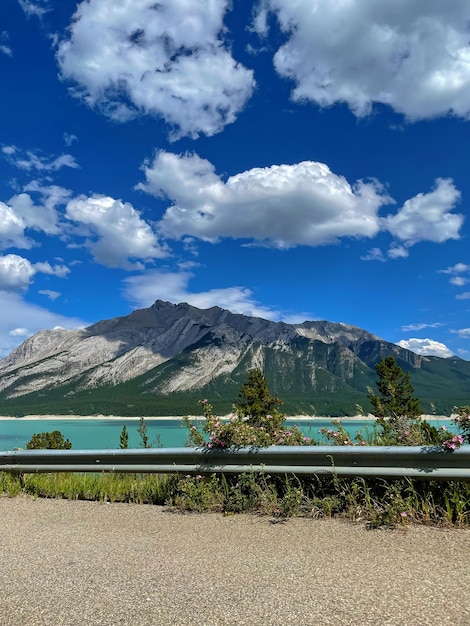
0, 300, 467, 415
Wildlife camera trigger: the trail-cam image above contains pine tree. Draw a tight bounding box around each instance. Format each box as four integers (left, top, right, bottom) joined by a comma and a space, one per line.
119, 425, 129, 449
185, 369, 306, 447
368, 356, 422, 443
235, 369, 284, 429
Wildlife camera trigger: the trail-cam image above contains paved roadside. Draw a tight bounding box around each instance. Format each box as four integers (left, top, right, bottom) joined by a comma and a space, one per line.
1, 496, 469, 626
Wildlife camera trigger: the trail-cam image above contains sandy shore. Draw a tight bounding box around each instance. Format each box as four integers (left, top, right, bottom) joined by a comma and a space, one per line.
0, 413, 451, 421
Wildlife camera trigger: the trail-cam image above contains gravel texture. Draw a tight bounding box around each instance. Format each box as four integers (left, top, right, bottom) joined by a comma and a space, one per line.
1, 495, 470, 626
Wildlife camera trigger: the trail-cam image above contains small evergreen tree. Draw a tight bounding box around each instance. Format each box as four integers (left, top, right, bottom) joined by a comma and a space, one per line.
235, 369, 284, 430
26, 430, 72, 450
119, 425, 129, 449
368, 356, 422, 443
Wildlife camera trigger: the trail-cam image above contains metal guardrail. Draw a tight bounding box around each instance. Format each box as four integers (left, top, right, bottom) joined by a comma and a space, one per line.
1, 445, 470, 480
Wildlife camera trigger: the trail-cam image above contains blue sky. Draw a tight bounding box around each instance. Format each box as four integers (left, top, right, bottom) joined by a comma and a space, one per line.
1, 0, 470, 360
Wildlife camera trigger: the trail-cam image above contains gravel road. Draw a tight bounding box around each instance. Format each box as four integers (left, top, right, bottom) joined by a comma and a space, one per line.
1, 495, 469, 626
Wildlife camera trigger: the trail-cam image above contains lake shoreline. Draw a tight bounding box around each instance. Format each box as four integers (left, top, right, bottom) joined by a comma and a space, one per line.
0, 414, 451, 421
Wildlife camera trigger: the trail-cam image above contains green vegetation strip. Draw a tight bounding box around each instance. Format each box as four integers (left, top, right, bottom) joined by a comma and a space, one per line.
2, 471, 470, 528
3, 361, 470, 528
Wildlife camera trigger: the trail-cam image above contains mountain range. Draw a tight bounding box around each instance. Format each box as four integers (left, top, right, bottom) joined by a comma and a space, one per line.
0, 300, 469, 416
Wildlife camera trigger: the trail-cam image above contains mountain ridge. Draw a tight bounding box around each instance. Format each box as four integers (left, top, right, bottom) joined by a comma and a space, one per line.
0, 300, 468, 416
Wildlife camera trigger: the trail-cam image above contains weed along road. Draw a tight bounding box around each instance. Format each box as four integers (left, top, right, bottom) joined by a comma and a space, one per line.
1, 496, 470, 626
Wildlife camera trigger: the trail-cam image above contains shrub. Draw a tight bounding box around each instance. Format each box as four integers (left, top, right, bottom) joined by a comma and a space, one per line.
452, 405, 470, 444
26, 430, 72, 450
319, 419, 368, 446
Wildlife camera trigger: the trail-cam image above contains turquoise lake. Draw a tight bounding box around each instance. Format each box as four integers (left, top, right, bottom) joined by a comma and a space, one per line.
0, 417, 456, 451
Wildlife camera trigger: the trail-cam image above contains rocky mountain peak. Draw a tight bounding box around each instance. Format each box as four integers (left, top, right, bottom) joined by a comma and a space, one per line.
0, 301, 467, 415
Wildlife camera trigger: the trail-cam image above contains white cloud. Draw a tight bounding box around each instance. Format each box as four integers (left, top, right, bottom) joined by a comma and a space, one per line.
138, 151, 392, 248
0, 254, 71, 293
251, 5, 269, 37
440, 262, 470, 275
3, 146, 78, 172
450, 276, 468, 286
439, 261, 470, 288
361, 248, 385, 262
401, 322, 444, 332
0, 254, 36, 291
1, 31, 12, 56
0, 187, 67, 249
57, 0, 255, 139
139, 153, 465, 253
0, 200, 31, 249
122, 270, 307, 322
383, 178, 463, 246
63, 133, 78, 146
38, 289, 61, 300
451, 328, 470, 339
257, 0, 470, 121
396, 338, 453, 358
65, 194, 168, 268
24, 181, 71, 208
33, 262, 70, 278
0, 292, 88, 357
18, 0, 50, 17
456, 292, 470, 301
387, 245, 408, 259
8, 191, 62, 236
9, 328, 29, 337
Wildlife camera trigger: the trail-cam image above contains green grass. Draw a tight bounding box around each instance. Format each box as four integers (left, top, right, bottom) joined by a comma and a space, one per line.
2, 470, 470, 528
0, 472, 171, 504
